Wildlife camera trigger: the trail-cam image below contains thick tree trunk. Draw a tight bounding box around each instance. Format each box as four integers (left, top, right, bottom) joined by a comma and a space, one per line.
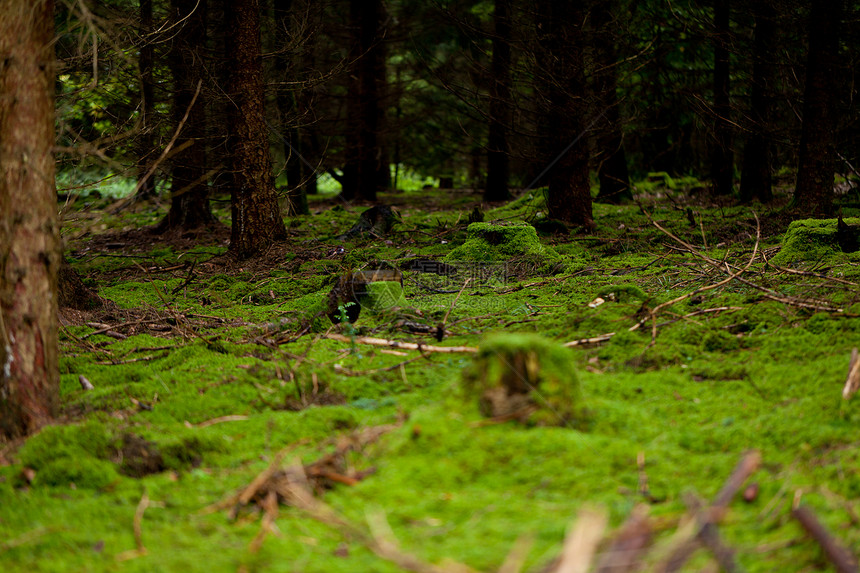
342, 0, 383, 202
794, 0, 842, 217
592, 0, 631, 204
226, 0, 288, 258
484, 0, 512, 202
535, 0, 593, 229
158, 0, 215, 232
710, 0, 733, 196
0, 0, 60, 440
135, 0, 157, 200
739, 0, 776, 203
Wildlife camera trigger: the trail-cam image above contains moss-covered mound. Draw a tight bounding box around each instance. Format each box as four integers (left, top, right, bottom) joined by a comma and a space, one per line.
362, 280, 407, 312
460, 333, 586, 427
445, 221, 562, 270
327, 271, 407, 323
771, 217, 860, 265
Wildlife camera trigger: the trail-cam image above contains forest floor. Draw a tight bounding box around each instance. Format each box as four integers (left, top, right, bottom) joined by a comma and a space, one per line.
3, 179, 860, 572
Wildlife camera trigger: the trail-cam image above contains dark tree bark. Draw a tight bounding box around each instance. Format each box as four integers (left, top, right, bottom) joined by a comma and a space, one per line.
0, 0, 60, 439
206, 0, 232, 195
591, 0, 631, 204
297, 0, 320, 197
484, 0, 512, 202
226, 0, 288, 258
341, 0, 384, 202
710, 0, 733, 196
794, 0, 843, 217
135, 0, 157, 200
739, 0, 776, 203
158, 0, 216, 232
273, 0, 309, 216
535, 0, 593, 228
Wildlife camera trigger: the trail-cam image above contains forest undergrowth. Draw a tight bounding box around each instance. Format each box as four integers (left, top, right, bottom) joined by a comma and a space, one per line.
3, 182, 860, 572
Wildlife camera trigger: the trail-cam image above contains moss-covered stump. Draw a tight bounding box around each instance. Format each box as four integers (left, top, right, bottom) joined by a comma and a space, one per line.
771, 217, 860, 265
445, 222, 561, 265
461, 333, 586, 427
327, 270, 407, 323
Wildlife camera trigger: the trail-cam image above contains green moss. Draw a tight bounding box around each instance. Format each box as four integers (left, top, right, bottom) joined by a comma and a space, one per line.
702, 330, 741, 352
32, 457, 120, 489
15, 421, 121, 489
361, 281, 407, 313
158, 433, 226, 471
446, 222, 549, 261
485, 190, 547, 221
20, 187, 860, 572
771, 217, 860, 265
17, 421, 118, 467
596, 283, 650, 303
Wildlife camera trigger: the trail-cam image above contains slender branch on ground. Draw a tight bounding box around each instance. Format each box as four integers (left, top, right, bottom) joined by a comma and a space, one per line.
641, 213, 761, 343
791, 505, 859, 573
658, 450, 760, 572
324, 333, 478, 353
844, 348, 860, 399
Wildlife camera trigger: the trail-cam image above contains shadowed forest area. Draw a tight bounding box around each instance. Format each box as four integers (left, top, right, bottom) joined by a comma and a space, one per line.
3, 0, 860, 571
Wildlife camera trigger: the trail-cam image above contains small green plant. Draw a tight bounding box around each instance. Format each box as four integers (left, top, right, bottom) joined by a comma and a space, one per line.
337, 302, 358, 352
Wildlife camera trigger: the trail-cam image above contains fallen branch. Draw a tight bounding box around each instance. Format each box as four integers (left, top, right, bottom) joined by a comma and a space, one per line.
792, 504, 859, 573
185, 415, 250, 429
116, 492, 150, 561
562, 307, 741, 348
652, 211, 844, 313
96, 353, 167, 365
205, 423, 462, 573
642, 214, 761, 343
324, 333, 477, 353
659, 450, 761, 572
563, 333, 616, 347
594, 505, 652, 573
843, 348, 860, 400
552, 507, 608, 573
333, 354, 429, 377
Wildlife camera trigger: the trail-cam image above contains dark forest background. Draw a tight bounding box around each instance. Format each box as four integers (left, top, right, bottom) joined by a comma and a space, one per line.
53, 0, 860, 250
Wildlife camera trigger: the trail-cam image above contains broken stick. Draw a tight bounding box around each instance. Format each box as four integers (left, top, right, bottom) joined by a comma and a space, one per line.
324, 333, 477, 353
792, 505, 859, 573
843, 348, 860, 400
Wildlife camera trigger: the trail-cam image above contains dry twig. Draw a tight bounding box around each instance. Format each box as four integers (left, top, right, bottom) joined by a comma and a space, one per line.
792, 504, 859, 573
594, 505, 652, 573
843, 348, 860, 400
658, 450, 760, 572
552, 507, 608, 573
324, 333, 477, 353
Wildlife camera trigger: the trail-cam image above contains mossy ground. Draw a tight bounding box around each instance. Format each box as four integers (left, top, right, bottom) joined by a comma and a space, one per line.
3, 185, 860, 572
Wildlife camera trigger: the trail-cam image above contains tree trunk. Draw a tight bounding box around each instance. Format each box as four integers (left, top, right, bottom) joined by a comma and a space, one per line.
342, 0, 383, 202
535, 0, 593, 229
207, 0, 232, 197
739, 0, 776, 203
273, 0, 309, 216
794, 0, 842, 217
158, 0, 216, 232
592, 0, 631, 204
484, 0, 512, 202
710, 0, 733, 196
135, 0, 157, 200
226, 0, 288, 258
374, 27, 391, 193
0, 0, 60, 440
